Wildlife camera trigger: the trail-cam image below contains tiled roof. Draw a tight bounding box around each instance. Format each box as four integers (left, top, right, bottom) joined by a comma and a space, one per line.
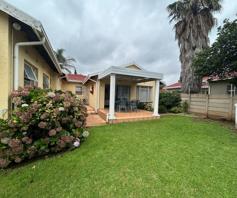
165, 80, 209, 90
65, 74, 87, 83
165, 82, 182, 89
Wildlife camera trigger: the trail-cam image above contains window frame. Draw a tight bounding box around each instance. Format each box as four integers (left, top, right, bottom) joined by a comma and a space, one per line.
137, 86, 152, 103
24, 61, 38, 87
43, 73, 50, 89
75, 85, 83, 95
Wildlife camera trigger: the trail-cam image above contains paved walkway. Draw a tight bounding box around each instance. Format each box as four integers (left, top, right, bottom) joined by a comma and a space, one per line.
86, 106, 107, 127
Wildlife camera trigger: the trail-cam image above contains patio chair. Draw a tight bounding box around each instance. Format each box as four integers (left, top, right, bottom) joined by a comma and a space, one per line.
118, 99, 128, 112
129, 100, 138, 112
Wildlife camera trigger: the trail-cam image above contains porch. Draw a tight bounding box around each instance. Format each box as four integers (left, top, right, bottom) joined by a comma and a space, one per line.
84, 65, 163, 125
98, 108, 159, 124
86, 105, 159, 127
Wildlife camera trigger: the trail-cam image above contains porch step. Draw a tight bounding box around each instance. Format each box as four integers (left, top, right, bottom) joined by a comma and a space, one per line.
86, 114, 107, 127
86, 106, 97, 115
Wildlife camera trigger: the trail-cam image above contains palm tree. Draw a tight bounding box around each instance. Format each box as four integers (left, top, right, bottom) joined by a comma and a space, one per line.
55, 48, 77, 74
167, 0, 222, 93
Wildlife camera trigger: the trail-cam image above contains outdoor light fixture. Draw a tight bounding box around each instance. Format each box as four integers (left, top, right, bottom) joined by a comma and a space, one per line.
12, 22, 21, 31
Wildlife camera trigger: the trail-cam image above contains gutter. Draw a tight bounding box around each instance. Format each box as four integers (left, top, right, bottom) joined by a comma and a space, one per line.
13, 37, 46, 90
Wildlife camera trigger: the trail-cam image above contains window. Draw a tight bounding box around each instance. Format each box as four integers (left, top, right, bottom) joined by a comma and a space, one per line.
137, 86, 152, 102
24, 62, 38, 87
227, 84, 236, 96
43, 73, 50, 89
76, 85, 83, 95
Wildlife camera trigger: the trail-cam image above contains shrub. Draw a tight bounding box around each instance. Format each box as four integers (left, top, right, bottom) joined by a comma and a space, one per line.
169, 106, 183, 114
182, 101, 189, 113
159, 92, 181, 111
137, 102, 153, 111
159, 105, 168, 113
0, 87, 88, 168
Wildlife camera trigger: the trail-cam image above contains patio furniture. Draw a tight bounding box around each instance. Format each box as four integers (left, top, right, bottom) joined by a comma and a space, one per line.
129, 100, 138, 112
117, 99, 128, 112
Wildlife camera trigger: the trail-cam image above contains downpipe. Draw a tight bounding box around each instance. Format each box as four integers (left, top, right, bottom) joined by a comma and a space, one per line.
13, 37, 46, 90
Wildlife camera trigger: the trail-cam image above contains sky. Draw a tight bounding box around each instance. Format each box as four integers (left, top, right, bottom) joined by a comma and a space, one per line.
6, 0, 237, 84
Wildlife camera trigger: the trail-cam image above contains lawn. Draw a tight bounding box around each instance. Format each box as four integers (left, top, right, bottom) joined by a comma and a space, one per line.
0, 116, 237, 198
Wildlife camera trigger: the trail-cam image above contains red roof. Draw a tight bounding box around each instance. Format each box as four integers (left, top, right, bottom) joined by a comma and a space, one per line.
165, 82, 182, 89
65, 74, 87, 83
165, 80, 208, 90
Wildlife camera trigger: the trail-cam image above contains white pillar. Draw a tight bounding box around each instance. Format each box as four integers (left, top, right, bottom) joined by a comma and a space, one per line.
95, 80, 100, 112
109, 74, 116, 120
235, 104, 237, 129
153, 80, 160, 116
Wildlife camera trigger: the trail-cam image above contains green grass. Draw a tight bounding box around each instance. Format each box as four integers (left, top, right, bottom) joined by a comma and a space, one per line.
1, 116, 237, 198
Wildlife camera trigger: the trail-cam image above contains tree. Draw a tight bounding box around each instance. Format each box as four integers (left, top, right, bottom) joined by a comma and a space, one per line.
55, 48, 77, 74
167, 0, 222, 93
193, 18, 237, 81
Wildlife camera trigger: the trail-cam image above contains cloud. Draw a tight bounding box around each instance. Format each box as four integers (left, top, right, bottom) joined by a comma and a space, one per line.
6, 0, 237, 84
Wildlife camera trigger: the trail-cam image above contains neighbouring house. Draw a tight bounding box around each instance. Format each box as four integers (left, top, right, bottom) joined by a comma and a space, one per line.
0, 1, 62, 117
208, 75, 237, 96
164, 78, 209, 94
83, 64, 163, 122
61, 74, 87, 101
165, 75, 237, 96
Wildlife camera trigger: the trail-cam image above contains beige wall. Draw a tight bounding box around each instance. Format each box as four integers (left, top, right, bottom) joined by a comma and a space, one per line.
0, 12, 11, 114
61, 80, 87, 100
0, 12, 61, 117
96, 79, 155, 109
86, 81, 96, 109
14, 30, 60, 90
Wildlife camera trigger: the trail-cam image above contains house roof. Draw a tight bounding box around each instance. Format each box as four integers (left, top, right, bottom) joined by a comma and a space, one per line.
0, 0, 62, 74
65, 74, 87, 83
164, 80, 209, 90
165, 82, 182, 90
83, 64, 163, 84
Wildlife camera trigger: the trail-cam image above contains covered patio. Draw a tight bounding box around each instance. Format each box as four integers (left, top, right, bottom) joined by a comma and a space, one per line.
84, 64, 163, 124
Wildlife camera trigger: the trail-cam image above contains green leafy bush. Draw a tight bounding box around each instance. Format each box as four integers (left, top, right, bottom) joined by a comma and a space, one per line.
182, 101, 189, 113
158, 105, 168, 113
0, 87, 88, 168
169, 106, 183, 114
159, 92, 181, 112
137, 102, 153, 111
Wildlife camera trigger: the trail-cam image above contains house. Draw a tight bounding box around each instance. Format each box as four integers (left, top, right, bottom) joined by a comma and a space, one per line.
208, 75, 237, 96
165, 75, 237, 96
164, 78, 209, 94
0, 0, 62, 117
61, 74, 87, 100
83, 63, 163, 123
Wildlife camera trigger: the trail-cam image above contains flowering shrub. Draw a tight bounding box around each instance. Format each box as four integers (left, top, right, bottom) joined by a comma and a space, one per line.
0, 87, 88, 168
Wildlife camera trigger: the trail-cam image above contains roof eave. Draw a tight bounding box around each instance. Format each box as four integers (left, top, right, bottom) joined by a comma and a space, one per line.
98, 66, 163, 80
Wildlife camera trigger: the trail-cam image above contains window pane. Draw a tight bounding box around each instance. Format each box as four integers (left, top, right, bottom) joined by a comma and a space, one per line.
43, 74, 50, 89
24, 63, 38, 87
24, 64, 37, 81
76, 85, 83, 95
138, 86, 151, 102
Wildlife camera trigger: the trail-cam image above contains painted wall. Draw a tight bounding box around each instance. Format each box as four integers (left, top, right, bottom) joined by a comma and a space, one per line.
14, 30, 60, 90
210, 81, 229, 95
61, 80, 87, 100
87, 81, 96, 109
0, 12, 11, 116
0, 12, 61, 117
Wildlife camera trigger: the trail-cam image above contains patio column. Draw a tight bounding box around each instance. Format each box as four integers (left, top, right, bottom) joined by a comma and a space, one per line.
109, 74, 116, 120
95, 80, 100, 112
153, 80, 160, 116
